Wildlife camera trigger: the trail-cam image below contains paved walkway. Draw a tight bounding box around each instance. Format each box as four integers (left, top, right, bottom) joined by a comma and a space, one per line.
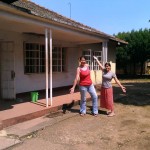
0, 107, 81, 150
0, 87, 101, 149
0, 87, 99, 130
1, 80, 149, 149
0, 90, 98, 150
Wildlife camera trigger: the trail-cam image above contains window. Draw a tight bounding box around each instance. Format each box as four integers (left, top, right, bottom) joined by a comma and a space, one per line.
24, 43, 66, 73
24, 43, 45, 73
82, 50, 92, 69
52, 47, 65, 72
93, 51, 102, 70
82, 49, 102, 70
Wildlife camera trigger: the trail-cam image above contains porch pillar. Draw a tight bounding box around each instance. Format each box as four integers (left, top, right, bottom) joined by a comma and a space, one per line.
45, 29, 49, 107
49, 29, 52, 106
45, 29, 53, 107
102, 41, 108, 65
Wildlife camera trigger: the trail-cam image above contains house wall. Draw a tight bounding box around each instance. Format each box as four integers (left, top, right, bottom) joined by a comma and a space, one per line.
0, 30, 45, 93
19, 34, 81, 93
0, 30, 117, 94
0, 30, 81, 93
108, 41, 116, 72
79, 43, 102, 84
79, 42, 117, 84
108, 41, 117, 83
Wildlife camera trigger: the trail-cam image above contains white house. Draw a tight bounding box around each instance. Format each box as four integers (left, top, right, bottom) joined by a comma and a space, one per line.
0, 0, 127, 105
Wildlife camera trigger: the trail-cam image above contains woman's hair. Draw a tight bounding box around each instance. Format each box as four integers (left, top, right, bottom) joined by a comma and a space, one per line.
105, 62, 111, 67
79, 56, 86, 61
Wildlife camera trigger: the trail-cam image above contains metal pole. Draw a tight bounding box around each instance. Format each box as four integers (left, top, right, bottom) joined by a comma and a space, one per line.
45, 29, 49, 107
49, 29, 52, 106
105, 42, 108, 62
68, 2, 71, 19
102, 42, 105, 66
102, 41, 108, 64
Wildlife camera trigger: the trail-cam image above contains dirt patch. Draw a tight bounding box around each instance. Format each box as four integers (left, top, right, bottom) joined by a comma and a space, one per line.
10, 80, 150, 150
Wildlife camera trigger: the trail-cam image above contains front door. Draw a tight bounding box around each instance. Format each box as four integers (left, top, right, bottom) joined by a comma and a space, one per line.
0, 41, 15, 100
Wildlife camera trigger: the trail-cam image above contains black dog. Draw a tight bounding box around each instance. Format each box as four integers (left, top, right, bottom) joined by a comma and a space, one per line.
62, 100, 75, 114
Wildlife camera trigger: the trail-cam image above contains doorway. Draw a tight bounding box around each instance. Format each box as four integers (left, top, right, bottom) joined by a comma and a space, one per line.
0, 41, 16, 100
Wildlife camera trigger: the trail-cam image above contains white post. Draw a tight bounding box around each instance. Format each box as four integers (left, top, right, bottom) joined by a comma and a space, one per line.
102, 41, 108, 65
105, 42, 108, 62
45, 29, 49, 107
102, 42, 105, 66
61, 47, 62, 72
90, 49, 93, 70
49, 29, 53, 106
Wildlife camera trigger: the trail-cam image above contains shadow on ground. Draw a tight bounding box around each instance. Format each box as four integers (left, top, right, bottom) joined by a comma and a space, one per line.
0, 86, 77, 111
44, 81, 150, 117
0, 82, 150, 112
113, 82, 150, 106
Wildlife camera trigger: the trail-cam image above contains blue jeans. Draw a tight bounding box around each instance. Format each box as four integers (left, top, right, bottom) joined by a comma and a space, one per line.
79, 84, 98, 114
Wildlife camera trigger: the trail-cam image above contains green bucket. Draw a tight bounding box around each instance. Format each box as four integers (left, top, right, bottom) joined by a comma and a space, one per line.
31, 92, 39, 102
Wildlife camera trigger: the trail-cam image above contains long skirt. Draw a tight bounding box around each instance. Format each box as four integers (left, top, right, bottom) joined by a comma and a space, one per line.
100, 87, 114, 111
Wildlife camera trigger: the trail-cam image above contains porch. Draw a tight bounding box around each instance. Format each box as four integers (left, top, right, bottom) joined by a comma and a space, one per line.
0, 86, 100, 130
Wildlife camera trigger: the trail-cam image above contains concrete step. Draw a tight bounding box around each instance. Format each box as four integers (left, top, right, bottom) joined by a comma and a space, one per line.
0, 99, 80, 130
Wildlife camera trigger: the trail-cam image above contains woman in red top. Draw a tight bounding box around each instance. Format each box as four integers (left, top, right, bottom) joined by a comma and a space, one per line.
70, 56, 98, 116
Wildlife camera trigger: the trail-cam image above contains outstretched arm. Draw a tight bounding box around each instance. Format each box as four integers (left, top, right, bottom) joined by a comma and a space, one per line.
93, 56, 105, 70
114, 77, 126, 93
70, 68, 80, 93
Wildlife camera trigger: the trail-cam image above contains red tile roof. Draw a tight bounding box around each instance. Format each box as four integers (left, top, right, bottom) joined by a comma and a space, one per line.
1, 0, 127, 44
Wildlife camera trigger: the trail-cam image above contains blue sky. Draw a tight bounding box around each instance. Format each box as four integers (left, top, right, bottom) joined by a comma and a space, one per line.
31, 0, 150, 35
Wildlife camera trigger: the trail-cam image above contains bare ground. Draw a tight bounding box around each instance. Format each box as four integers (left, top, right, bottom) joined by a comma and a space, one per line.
9, 79, 150, 150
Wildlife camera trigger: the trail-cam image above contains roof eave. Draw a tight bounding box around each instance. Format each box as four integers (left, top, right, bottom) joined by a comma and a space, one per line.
0, 1, 127, 44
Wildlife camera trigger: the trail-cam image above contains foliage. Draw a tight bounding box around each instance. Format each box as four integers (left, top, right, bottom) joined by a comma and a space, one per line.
115, 28, 150, 75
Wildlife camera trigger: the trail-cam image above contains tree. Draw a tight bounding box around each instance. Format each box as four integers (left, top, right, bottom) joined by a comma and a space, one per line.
115, 28, 150, 75
116, 32, 130, 74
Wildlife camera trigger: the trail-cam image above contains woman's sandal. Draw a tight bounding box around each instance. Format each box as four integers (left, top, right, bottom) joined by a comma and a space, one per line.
106, 111, 111, 115
94, 114, 98, 117
107, 112, 115, 117
91, 112, 98, 117
80, 113, 86, 117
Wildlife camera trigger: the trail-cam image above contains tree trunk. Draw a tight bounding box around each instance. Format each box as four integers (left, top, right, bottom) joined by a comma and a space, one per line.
140, 62, 144, 75
133, 62, 136, 75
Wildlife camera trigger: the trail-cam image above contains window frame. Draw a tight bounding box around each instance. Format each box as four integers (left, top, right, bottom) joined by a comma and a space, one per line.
82, 49, 102, 71
52, 47, 65, 72
24, 43, 45, 74
24, 42, 66, 74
